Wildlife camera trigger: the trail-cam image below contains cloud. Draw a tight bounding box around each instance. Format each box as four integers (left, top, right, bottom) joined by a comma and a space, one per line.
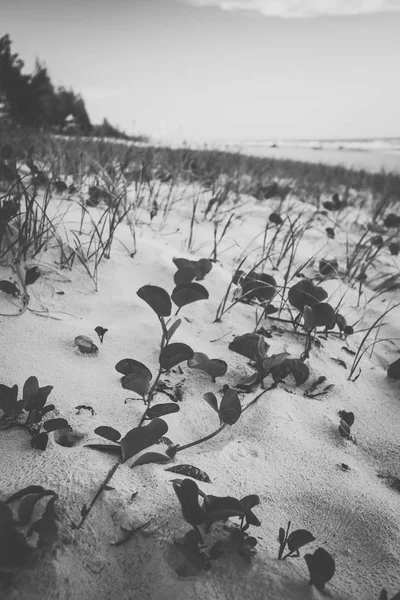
186, 0, 400, 18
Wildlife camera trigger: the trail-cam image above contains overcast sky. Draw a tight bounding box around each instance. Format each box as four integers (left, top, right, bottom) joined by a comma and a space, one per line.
2, 0, 400, 142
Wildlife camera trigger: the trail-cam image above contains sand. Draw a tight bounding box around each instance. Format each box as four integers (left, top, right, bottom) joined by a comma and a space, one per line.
0, 178, 399, 600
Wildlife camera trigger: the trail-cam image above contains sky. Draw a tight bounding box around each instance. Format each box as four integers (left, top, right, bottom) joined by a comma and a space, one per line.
2, 0, 400, 142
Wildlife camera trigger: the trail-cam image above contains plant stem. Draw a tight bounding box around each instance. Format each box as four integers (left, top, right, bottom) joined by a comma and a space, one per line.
176, 424, 226, 453
74, 456, 122, 529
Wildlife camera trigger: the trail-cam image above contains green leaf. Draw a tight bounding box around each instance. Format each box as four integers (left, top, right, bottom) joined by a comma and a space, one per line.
137, 285, 172, 317
6, 486, 47, 504
174, 267, 196, 286
312, 303, 336, 329
166, 464, 211, 483
219, 387, 241, 425
171, 282, 209, 309
120, 418, 168, 462
288, 279, 327, 313
94, 426, 121, 442
28, 516, 58, 546
159, 343, 194, 370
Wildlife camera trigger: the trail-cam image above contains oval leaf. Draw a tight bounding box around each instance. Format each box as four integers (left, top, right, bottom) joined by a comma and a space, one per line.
94, 425, 121, 442
115, 358, 152, 378
121, 372, 151, 398
285, 359, 310, 386
171, 283, 209, 309
229, 333, 269, 360
166, 464, 211, 483
34, 385, 54, 412
131, 452, 170, 467
137, 285, 171, 317
219, 387, 241, 425
146, 403, 180, 419
159, 343, 194, 370
174, 267, 196, 286
304, 547, 335, 591
23, 376, 39, 410
288, 280, 328, 313
75, 335, 98, 354
203, 392, 219, 413
166, 318, 182, 342
312, 303, 336, 329
287, 529, 315, 553
43, 418, 69, 433
0, 280, 19, 296
25, 266, 41, 286
121, 418, 168, 462
31, 432, 49, 450
85, 443, 122, 455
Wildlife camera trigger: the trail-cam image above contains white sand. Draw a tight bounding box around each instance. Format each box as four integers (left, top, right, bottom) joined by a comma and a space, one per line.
1, 181, 399, 600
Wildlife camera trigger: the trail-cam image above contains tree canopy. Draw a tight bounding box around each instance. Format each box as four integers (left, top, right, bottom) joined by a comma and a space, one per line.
0, 34, 92, 132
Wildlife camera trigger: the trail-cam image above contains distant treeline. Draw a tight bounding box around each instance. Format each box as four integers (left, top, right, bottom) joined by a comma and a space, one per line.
0, 34, 146, 141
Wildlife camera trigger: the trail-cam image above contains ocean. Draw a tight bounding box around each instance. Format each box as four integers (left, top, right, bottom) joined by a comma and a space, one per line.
224, 137, 400, 174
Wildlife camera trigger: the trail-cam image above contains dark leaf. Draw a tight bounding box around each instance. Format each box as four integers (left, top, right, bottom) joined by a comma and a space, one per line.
137, 285, 172, 317
17, 492, 53, 525
173, 257, 196, 271
229, 333, 269, 360
166, 318, 182, 342
74, 335, 98, 354
269, 212, 283, 225
0, 383, 18, 415
219, 387, 241, 425
262, 352, 290, 378
339, 419, 351, 438
235, 372, 259, 392
285, 359, 310, 385
166, 464, 211, 483
23, 376, 39, 410
287, 529, 315, 553
146, 403, 180, 419
85, 443, 122, 455
25, 266, 41, 286
94, 426, 121, 442
159, 343, 194, 370
288, 279, 327, 313
172, 478, 205, 526
304, 547, 335, 591
6, 485, 47, 504
339, 410, 355, 427
203, 495, 246, 523
116, 358, 152, 378
121, 372, 151, 398
31, 432, 49, 450
0, 280, 19, 296
131, 452, 170, 467
34, 385, 53, 412
194, 258, 213, 280
319, 259, 337, 277
95, 326, 108, 343
28, 517, 58, 546
121, 418, 168, 462
278, 527, 286, 544
203, 392, 219, 414
336, 314, 347, 332
187, 352, 227, 379
171, 283, 209, 309
174, 267, 196, 286
43, 418, 69, 433
387, 358, 400, 379
312, 303, 336, 329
